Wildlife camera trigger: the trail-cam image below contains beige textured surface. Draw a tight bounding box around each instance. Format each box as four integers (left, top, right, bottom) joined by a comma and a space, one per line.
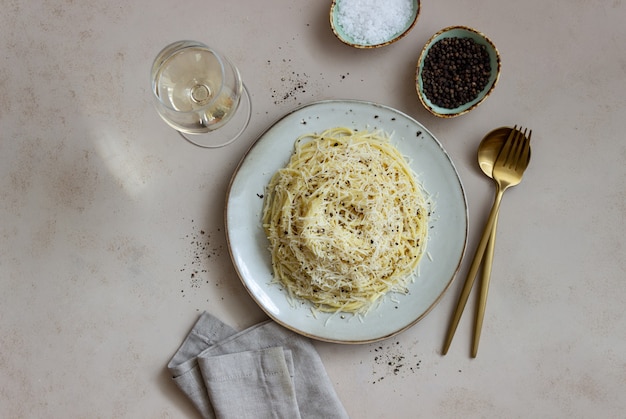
1, 0, 625, 417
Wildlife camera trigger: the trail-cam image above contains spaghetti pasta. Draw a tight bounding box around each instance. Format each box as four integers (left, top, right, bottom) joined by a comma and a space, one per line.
262, 127, 429, 314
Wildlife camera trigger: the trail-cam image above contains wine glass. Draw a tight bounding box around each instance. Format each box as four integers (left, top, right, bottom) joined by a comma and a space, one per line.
151, 40, 251, 148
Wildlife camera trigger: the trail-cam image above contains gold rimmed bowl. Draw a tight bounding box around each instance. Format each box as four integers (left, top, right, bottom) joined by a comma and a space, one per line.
330, 0, 420, 49
416, 26, 501, 118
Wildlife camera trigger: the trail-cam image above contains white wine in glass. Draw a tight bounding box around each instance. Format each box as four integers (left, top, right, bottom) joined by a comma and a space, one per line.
151, 41, 251, 148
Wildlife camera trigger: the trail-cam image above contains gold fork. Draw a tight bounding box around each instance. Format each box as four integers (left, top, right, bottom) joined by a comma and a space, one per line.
442, 127, 532, 356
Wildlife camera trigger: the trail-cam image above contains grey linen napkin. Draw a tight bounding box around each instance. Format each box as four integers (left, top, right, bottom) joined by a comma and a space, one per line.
167, 312, 349, 419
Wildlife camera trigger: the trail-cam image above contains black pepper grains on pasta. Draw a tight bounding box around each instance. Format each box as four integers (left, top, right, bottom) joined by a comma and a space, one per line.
421, 37, 492, 109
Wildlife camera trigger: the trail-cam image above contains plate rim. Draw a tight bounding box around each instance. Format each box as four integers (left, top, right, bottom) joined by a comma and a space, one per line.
225, 99, 468, 343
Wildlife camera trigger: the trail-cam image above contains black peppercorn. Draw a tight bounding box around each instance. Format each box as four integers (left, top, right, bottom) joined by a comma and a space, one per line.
421, 37, 491, 109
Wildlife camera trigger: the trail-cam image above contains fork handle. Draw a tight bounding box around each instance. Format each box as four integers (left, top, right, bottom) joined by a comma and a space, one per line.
442, 186, 505, 355
471, 212, 499, 357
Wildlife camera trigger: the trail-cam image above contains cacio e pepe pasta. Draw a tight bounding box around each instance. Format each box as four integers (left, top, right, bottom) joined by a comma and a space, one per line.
262, 127, 430, 314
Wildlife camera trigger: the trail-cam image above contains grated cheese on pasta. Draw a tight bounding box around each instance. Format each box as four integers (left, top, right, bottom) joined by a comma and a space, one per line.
262, 127, 429, 314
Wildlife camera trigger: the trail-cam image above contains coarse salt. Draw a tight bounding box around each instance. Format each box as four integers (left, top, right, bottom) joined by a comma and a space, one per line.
336, 0, 414, 45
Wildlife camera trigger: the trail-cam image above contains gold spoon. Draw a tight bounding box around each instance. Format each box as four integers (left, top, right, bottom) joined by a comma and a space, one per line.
472, 127, 531, 357
442, 126, 532, 356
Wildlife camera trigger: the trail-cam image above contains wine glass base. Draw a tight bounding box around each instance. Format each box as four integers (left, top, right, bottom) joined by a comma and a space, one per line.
178, 83, 252, 148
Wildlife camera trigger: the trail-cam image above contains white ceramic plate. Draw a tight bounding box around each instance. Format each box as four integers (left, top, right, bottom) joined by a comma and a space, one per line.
225, 100, 467, 343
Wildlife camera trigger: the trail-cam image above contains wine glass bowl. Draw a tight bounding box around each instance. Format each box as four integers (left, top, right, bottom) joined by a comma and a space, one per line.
151, 40, 251, 148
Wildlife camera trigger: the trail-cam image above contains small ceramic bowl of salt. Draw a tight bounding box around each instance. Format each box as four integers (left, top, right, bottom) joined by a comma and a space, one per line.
330, 0, 420, 48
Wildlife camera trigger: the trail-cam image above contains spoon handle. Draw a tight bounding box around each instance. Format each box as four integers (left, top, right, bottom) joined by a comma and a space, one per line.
471, 213, 499, 358
442, 186, 504, 355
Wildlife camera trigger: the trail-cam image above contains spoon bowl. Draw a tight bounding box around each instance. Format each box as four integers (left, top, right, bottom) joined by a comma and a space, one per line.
478, 127, 529, 177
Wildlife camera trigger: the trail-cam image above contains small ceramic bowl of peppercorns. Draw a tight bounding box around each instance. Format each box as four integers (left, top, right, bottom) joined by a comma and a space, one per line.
416, 26, 501, 118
